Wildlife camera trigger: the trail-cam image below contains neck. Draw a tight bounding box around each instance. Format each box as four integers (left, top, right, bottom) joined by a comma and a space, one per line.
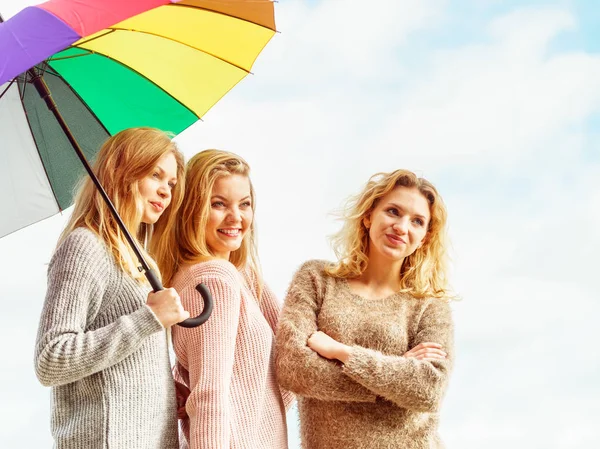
358, 250, 404, 290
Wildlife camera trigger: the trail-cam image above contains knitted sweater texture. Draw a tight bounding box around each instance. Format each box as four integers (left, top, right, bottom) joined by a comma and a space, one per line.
34, 228, 178, 449
275, 260, 454, 449
171, 259, 294, 449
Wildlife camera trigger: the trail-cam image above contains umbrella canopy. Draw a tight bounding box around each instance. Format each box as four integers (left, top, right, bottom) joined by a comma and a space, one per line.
0, 0, 276, 238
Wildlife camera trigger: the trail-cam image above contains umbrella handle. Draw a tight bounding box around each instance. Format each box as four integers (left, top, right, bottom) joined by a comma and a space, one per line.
146, 269, 214, 328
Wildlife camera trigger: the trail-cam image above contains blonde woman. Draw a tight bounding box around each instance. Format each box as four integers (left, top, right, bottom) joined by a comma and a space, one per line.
275, 170, 455, 449
155, 150, 294, 449
34, 128, 189, 449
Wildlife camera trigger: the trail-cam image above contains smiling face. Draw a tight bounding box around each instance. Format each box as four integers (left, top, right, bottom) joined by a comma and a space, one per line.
364, 186, 430, 264
138, 152, 178, 224
205, 174, 253, 260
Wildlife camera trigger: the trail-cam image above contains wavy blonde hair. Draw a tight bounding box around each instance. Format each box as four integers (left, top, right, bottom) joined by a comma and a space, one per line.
155, 149, 261, 288
325, 169, 452, 299
59, 127, 185, 283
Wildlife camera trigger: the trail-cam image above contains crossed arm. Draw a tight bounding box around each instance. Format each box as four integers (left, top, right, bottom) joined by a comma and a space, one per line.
275, 261, 453, 412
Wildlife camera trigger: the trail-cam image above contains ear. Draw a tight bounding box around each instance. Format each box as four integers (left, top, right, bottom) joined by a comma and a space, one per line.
363, 215, 371, 229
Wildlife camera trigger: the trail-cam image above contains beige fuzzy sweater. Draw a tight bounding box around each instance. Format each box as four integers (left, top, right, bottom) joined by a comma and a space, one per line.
275, 260, 454, 449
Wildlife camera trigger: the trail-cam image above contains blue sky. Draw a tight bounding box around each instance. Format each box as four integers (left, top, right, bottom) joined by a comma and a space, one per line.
1, 0, 599, 448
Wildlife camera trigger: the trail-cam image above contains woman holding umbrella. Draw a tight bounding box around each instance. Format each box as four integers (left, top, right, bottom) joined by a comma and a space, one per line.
34, 127, 189, 449
275, 169, 455, 449
155, 150, 294, 449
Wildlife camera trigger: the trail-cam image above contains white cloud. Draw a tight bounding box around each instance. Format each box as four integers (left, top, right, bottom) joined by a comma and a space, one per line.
370, 8, 600, 171
0, 0, 39, 19
252, 0, 446, 84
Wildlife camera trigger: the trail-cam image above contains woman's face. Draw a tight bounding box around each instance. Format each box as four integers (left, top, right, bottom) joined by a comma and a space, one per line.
364, 186, 430, 263
139, 152, 178, 224
205, 174, 253, 260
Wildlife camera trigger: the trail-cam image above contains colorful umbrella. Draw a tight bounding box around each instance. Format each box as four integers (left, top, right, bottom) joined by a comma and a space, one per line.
0, 0, 276, 326
0, 0, 276, 236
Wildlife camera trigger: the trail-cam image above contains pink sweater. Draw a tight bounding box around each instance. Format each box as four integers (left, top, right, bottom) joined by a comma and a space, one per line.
171, 259, 294, 449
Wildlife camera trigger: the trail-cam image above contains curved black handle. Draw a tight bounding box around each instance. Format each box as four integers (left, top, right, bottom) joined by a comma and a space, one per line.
145, 269, 214, 328
177, 284, 214, 328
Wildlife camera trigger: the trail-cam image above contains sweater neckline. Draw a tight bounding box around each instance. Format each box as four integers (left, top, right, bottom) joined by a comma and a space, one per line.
339, 277, 405, 303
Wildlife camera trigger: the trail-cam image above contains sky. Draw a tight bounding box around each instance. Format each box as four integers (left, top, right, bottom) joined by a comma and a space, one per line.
1, 0, 600, 448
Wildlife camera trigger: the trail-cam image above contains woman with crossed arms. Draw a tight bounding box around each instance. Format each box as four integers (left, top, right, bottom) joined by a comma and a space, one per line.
276, 169, 455, 449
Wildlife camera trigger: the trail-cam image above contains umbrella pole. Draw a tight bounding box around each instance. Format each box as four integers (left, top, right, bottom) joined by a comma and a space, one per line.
29, 71, 163, 288
28, 71, 212, 328
3, 19, 158, 283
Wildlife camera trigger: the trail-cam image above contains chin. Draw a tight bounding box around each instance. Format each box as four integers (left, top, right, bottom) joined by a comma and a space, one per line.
227, 243, 243, 252
143, 216, 160, 225
380, 247, 405, 261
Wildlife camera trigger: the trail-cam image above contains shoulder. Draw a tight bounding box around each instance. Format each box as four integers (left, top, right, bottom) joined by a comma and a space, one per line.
288, 259, 336, 298
239, 264, 263, 297
294, 259, 331, 279
191, 259, 240, 282
239, 263, 259, 286
52, 227, 110, 269
47, 228, 114, 293
174, 259, 242, 291
417, 296, 453, 323
58, 227, 105, 252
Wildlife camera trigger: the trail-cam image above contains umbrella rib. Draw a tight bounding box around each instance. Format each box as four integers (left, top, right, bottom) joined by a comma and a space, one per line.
106, 27, 252, 75
48, 52, 94, 62
20, 72, 29, 101
169, 3, 277, 33
73, 30, 116, 49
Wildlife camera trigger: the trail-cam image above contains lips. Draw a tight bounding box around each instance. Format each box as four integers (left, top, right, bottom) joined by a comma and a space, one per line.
218, 228, 241, 237
386, 234, 406, 246
150, 201, 164, 212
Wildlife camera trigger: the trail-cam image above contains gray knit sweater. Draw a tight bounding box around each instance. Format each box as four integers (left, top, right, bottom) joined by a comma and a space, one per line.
34, 228, 178, 449
275, 260, 454, 449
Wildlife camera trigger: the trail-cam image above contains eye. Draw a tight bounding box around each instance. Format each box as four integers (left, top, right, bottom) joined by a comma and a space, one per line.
211, 201, 225, 208
168, 182, 176, 190
386, 207, 399, 216
240, 201, 252, 208
413, 218, 425, 227
152, 172, 160, 179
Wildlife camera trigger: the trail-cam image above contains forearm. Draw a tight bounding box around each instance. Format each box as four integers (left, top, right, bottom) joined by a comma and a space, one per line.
35, 305, 162, 386
342, 345, 451, 412
276, 261, 377, 402
276, 340, 376, 402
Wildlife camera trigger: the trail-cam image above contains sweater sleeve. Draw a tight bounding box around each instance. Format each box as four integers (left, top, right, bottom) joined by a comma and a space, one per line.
275, 261, 376, 403
258, 282, 280, 334
34, 229, 164, 387
341, 297, 454, 412
257, 281, 296, 411
176, 264, 241, 449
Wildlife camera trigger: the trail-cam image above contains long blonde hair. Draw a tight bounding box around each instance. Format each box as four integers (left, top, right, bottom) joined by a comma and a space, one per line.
59, 127, 185, 283
155, 149, 261, 288
325, 169, 452, 299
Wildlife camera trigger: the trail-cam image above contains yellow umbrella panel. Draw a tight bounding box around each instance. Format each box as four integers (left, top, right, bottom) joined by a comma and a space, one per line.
47, 0, 277, 134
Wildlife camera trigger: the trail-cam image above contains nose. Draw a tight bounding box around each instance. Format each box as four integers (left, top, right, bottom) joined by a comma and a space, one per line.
157, 181, 171, 199
226, 205, 242, 223
392, 217, 409, 234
